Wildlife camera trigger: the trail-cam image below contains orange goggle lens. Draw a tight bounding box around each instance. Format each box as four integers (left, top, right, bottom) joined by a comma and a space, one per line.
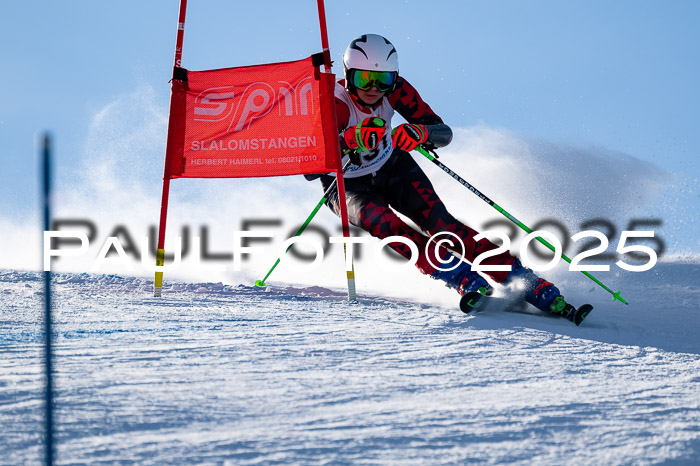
350, 70, 397, 92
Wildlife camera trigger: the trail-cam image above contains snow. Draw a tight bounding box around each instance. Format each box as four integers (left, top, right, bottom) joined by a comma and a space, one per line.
1, 261, 699, 464
1, 118, 698, 463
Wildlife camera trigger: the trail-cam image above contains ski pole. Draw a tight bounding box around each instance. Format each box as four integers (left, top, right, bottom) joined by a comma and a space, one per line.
255, 160, 352, 287
415, 145, 628, 305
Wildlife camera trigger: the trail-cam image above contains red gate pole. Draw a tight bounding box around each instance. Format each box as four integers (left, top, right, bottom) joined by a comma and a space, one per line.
316, 0, 357, 302
154, 0, 188, 297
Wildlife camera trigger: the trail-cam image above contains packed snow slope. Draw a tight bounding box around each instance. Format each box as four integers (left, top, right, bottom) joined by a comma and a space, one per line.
1, 259, 699, 464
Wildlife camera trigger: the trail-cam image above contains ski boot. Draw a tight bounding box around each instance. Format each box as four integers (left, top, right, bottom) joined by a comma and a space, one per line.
502, 258, 593, 325
548, 296, 593, 326
503, 258, 562, 313
431, 255, 492, 297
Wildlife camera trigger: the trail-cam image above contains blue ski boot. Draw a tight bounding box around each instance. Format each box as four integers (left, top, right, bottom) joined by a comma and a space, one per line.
431, 255, 492, 297
503, 258, 564, 314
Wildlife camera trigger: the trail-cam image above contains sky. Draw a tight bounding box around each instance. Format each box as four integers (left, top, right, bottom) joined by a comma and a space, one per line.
1, 0, 699, 285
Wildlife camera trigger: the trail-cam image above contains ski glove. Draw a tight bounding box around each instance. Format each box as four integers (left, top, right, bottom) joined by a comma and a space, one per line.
391, 123, 429, 152
342, 117, 386, 152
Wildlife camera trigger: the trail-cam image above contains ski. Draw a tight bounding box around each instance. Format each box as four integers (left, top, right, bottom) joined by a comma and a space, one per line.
459, 291, 593, 326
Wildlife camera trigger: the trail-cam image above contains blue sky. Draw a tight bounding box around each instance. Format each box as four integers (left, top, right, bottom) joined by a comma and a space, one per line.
1, 0, 699, 268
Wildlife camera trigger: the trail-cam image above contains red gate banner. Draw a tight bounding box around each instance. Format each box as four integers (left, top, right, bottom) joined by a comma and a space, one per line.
164, 55, 340, 179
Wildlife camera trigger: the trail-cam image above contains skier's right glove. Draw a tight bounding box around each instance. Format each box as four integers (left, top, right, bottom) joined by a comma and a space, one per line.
391, 123, 429, 152
342, 117, 386, 152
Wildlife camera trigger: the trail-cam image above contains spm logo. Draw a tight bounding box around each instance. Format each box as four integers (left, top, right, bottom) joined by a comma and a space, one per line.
193, 78, 314, 132
193, 87, 236, 120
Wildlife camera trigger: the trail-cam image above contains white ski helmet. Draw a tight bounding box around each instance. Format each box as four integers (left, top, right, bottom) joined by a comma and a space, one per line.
343, 34, 399, 93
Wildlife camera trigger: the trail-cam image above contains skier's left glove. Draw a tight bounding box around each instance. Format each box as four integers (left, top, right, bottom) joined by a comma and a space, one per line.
391, 123, 429, 152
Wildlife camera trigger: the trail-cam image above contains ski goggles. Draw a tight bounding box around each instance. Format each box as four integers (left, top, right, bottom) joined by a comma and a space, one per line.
349, 69, 397, 92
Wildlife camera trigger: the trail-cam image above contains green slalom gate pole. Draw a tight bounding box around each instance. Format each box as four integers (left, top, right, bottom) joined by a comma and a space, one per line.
415, 145, 628, 305
255, 160, 352, 287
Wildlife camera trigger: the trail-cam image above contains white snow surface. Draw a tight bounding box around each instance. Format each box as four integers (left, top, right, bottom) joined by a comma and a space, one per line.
1, 262, 699, 464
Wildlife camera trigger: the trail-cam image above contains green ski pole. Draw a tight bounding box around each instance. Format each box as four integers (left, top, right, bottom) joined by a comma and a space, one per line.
255, 160, 352, 287
415, 145, 628, 305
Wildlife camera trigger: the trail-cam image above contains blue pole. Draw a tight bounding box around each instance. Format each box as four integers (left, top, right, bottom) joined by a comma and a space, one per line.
41, 133, 55, 466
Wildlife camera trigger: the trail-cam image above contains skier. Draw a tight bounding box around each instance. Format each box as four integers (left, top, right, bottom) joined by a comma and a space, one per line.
315, 34, 570, 318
